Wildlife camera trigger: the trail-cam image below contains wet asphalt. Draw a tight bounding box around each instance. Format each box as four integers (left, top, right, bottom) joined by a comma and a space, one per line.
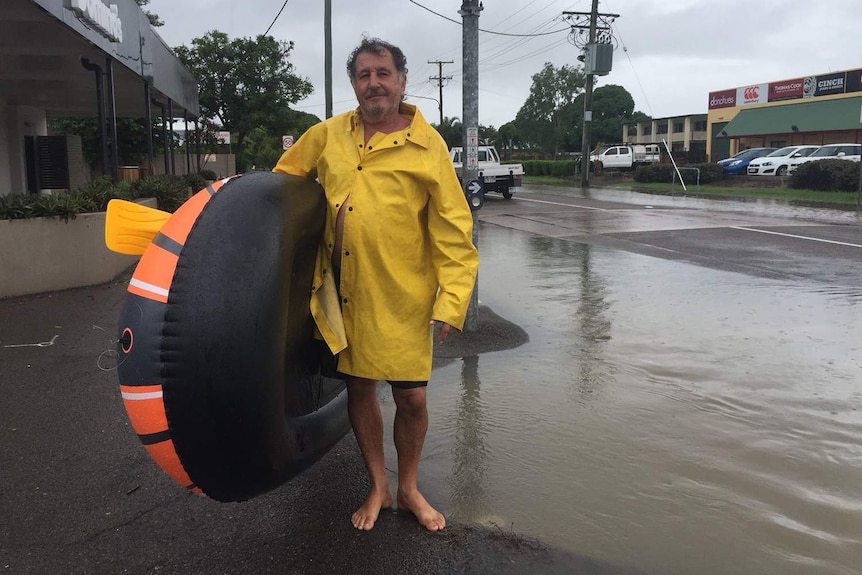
0, 266, 643, 575
4, 181, 861, 574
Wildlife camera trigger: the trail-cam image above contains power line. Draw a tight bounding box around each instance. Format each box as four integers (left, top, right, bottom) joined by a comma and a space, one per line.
264, 0, 290, 36
603, 1, 653, 116
407, 0, 570, 37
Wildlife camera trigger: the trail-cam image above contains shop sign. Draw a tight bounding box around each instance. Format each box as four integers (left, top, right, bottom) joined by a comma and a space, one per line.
708, 89, 736, 110
68, 0, 123, 43
845, 68, 862, 93
768, 78, 803, 101
736, 84, 768, 106
804, 72, 846, 98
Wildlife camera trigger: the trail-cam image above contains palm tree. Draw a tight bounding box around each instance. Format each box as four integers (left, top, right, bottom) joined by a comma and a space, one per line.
432, 116, 462, 149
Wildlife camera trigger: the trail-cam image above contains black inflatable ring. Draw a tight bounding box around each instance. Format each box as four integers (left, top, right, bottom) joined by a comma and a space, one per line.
116, 172, 349, 502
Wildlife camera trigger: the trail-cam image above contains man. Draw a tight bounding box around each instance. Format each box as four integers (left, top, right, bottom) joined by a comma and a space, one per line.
273, 38, 478, 532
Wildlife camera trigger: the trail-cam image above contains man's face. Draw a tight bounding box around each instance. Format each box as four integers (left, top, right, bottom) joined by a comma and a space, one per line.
351, 49, 406, 123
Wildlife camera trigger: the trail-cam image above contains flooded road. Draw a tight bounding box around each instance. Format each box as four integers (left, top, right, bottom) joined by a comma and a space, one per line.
387, 186, 862, 574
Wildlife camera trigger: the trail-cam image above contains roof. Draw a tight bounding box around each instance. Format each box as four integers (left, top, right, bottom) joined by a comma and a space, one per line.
0, 0, 199, 118
720, 96, 862, 137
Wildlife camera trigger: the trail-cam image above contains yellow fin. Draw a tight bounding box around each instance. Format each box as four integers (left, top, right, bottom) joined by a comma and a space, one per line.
105, 199, 171, 255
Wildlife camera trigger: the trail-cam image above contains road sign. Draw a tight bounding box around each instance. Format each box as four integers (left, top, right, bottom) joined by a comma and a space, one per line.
466, 127, 478, 146
465, 179, 484, 211
282, 135, 294, 150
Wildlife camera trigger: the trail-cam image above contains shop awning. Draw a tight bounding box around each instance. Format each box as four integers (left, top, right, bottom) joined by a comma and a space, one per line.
720, 96, 862, 137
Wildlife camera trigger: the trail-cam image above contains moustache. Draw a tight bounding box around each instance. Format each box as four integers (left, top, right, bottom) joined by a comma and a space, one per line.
364, 89, 387, 98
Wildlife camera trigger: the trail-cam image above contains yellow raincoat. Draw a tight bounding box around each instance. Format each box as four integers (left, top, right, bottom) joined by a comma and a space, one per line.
273, 104, 478, 381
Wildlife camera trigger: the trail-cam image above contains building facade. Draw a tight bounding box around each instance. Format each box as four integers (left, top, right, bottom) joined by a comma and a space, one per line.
622, 114, 708, 163
707, 68, 862, 161
0, 0, 199, 195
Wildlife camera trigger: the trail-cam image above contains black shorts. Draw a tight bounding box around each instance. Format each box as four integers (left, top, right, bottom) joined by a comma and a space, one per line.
317, 341, 427, 388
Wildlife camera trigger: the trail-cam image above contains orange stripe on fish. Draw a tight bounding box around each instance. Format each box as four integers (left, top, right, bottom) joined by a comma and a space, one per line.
143, 440, 195, 489
158, 190, 212, 246
158, 177, 235, 247
127, 244, 178, 303
119, 384, 168, 436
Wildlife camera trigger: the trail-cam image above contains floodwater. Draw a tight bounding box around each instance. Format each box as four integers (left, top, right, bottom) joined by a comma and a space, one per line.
383, 215, 862, 574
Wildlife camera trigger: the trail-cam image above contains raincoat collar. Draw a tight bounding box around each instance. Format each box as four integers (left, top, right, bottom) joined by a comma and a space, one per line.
347, 103, 431, 149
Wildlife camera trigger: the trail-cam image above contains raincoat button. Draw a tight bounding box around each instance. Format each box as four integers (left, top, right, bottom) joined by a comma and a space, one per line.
335, 203, 340, 207
407, 132, 411, 136
348, 206, 353, 211
342, 297, 348, 303
357, 165, 363, 171
393, 140, 398, 144
367, 146, 373, 150
345, 251, 350, 256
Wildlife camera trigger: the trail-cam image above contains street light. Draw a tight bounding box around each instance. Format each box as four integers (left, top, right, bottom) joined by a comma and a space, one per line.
405, 94, 442, 125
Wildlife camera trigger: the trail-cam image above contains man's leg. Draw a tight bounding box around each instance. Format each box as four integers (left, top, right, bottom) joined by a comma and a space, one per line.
392, 385, 446, 531
346, 377, 392, 530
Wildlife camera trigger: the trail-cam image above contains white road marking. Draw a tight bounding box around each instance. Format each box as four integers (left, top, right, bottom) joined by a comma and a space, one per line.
732, 226, 862, 248
514, 197, 610, 211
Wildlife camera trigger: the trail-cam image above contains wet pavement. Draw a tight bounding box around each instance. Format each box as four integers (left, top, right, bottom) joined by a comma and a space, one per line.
2, 183, 861, 574
0, 269, 646, 575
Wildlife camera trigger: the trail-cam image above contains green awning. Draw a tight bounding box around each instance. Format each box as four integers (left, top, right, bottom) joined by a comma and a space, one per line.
720, 96, 862, 137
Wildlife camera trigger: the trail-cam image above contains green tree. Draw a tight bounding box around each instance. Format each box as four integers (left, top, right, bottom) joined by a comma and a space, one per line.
514, 62, 585, 158
173, 31, 313, 172
497, 121, 523, 160
563, 85, 648, 152
134, 0, 163, 27
479, 124, 498, 147
241, 107, 321, 170
48, 117, 165, 171
431, 116, 461, 149
590, 84, 636, 145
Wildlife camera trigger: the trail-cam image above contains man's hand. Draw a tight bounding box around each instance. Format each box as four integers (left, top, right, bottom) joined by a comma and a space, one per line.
430, 320, 458, 344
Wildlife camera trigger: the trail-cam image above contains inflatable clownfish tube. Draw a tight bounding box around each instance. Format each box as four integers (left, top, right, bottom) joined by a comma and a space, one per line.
112, 171, 350, 502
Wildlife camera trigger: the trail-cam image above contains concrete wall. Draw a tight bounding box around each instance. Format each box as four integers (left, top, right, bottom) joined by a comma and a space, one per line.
0, 199, 155, 299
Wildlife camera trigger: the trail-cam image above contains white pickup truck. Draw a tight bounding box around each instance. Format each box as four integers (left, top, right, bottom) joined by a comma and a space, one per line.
590, 143, 660, 171
450, 146, 524, 200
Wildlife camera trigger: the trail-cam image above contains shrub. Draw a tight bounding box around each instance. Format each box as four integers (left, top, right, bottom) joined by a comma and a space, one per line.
632, 163, 723, 185
198, 168, 218, 181
129, 174, 193, 212
520, 160, 577, 177
686, 163, 724, 184
0, 174, 194, 221
0, 177, 130, 222
789, 159, 860, 192
633, 164, 675, 183
184, 173, 208, 195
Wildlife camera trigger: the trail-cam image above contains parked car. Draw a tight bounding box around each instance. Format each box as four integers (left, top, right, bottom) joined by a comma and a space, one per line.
716, 147, 777, 175
746, 145, 820, 176
786, 143, 862, 174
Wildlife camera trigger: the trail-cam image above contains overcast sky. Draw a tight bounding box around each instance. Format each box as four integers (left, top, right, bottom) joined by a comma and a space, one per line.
146, 0, 862, 129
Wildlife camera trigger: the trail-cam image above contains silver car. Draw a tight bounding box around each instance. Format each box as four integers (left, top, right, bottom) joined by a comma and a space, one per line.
786, 143, 862, 174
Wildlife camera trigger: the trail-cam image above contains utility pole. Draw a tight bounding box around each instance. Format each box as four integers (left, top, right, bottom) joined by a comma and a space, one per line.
563, 2, 619, 187
428, 59, 453, 126
324, 0, 332, 118
460, 0, 481, 333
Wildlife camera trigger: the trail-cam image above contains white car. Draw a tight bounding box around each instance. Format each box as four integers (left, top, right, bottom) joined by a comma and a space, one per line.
786, 143, 862, 174
747, 145, 819, 176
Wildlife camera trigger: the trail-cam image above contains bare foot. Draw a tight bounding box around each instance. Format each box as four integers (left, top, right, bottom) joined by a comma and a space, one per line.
351, 487, 393, 531
397, 489, 446, 532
